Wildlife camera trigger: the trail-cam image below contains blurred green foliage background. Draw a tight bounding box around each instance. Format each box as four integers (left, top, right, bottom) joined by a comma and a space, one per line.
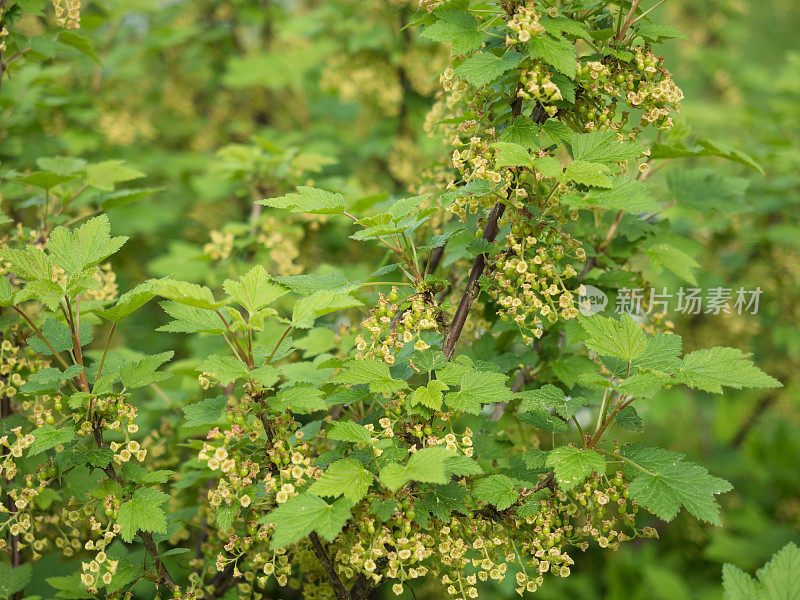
1, 0, 798, 598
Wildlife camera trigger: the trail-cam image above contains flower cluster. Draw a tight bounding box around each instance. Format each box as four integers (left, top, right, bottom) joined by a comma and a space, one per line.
575, 48, 684, 132
355, 288, 441, 365
518, 65, 563, 118
51, 0, 81, 29
79, 518, 122, 593
203, 229, 235, 261
505, 2, 545, 45
1, 335, 48, 404
487, 227, 583, 342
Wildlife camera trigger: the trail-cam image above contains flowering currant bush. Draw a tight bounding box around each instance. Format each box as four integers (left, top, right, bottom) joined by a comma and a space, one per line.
0, 1, 783, 600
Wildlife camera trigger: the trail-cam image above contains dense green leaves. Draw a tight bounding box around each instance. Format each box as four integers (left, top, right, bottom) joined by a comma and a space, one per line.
117, 488, 170, 542
331, 358, 408, 394
309, 458, 373, 503
722, 543, 800, 600
262, 494, 352, 548
258, 186, 345, 214
454, 51, 522, 87
473, 475, 520, 510
546, 446, 605, 490
47, 215, 128, 275
677, 347, 781, 393
380, 447, 456, 492
622, 445, 732, 525
580, 313, 646, 361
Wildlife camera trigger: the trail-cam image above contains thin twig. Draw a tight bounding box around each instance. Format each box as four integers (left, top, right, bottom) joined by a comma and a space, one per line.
309, 532, 350, 600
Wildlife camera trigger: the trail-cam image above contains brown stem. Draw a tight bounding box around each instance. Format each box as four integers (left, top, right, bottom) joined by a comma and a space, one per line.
140, 531, 178, 593
309, 532, 350, 600
616, 0, 641, 41
92, 421, 177, 591
443, 201, 506, 360
266, 324, 292, 365
65, 296, 90, 392
215, 310, 252, 369
730, 391, 778, 448
94, 322, 117, 384
588, 396, 634, 447
12, 306, 71, 370
1, 392, 22, 577
442, 90, 541, 360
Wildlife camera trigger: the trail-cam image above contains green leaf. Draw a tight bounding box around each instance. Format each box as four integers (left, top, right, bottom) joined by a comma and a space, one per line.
571, 130, 644, 164
568, 177, 657, 211
615, 372, 665, 399
121, 463, 173, 484
117, 488, 170, 542
76, 447, 114, 468
369, 499, 398, 521
150, 278, 226, 310
627, 458, 732, 525
100, 281, 157, 323
564, 160, 612, 188
216, 504, 236, 531
0, 246, 53, 281
579, 313, 646, 361
546, 445, 605, 490
444, 454, 483, 477
223, 265, 287, 314
331, 358, 408, 394
615, 406, 644, 432
28, 424, 75, 456
445, 370, 513, 415
420, 483, 468, 521
0, 563, 32, 599
498, 119, 543, 149
182, 395, 227, 427
388, 194, 430, 221
157, 301, 223, 334
262, 493, 352, 548
19, 365, 83, 394
198, 355, 248, 386
12, 171, 77, 190
119, 351, 173, 389
473, 474, 520, 510
421, 8, 484, 54
309, 458, 373, 503
492, 141, 534, 168
635, 333, 682, 372
47, 215, 128, 274
57, 29, 102, 64
646, 243, 699, 285
722, 564, 759, 600
409, 380, 449, 411
634, 22, 688, 42
327, 421, 372, 445
533, 156, 562, 178
379, 447, 456, 492
518, 384, 564, 413
269, 385, 327, 413
14, 279, 65, 310
722, 542, 800, 600
85, 160, 143, 191
454, 51, 522, 87
754, 542, 800, 600
258, 186, 345, 214
677, 347, 782, 393
100, 187, 163, 210
292, 289, 362, 329
27, 318, 91, 354
527, 35, 577, 78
